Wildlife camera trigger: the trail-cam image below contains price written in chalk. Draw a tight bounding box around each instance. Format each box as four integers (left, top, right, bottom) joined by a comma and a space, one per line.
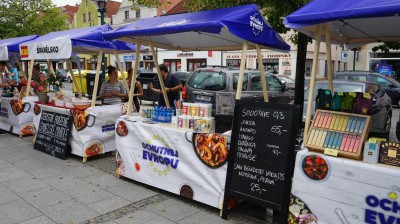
273, 111, 285, 120
271, 126, 287, 135
251, 183, 267, 194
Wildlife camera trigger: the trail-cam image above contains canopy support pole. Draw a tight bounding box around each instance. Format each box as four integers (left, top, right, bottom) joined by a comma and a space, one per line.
113, 50, 129, 93
91, 49, 104, 107
25, 59, 34, 97
325, 23, 334, 94
256, 44, 269, 102
13, 53, 27, 80
47, 59, 55, 74
235, 41, 248, 100
68, 61, 82, 98
149, 41, 170, 108
127, 43, 141, 115
304, 24, 322, 141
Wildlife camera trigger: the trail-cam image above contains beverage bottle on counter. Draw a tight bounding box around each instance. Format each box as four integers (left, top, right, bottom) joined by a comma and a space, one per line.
160, 107, 166, 123
152, 106, 158, 122
158, 107, 164, 123
167, 108, 173, 123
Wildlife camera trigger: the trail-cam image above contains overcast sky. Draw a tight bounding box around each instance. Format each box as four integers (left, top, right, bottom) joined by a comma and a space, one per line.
51, 0, 122, 7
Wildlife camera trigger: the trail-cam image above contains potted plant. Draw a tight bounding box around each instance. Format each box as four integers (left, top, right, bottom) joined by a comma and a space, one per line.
34, 73, 64, 103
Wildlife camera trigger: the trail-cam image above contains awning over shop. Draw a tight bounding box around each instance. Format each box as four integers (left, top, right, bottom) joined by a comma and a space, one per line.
103, 4, 290, 51
284, 0, 400, 47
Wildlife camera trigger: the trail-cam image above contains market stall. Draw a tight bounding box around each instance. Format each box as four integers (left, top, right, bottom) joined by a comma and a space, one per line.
0, 35, 39, 136
284, 0, 400, 223
19, 25, 139, 162
104, 4, 291, 211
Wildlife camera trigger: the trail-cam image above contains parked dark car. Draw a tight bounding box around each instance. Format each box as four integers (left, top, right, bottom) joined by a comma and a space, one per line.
56, 69, 72, 82
171, 71, 191, 86
303, 80, 392, 139
334, 71, 400, 107
184, 67, 294, 114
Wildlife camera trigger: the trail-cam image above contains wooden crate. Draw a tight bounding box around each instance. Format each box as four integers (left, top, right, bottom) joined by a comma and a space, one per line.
305, 109, 371, 160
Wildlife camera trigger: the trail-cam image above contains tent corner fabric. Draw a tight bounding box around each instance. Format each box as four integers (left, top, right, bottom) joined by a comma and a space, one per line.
0, 35, 39, 61
103, 4, 290, 51
283, 0, 400, 45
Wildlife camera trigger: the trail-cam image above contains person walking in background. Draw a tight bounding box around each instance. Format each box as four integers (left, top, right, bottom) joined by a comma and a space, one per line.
99, 66, 126, 105
126, 68, 143, 112
149, 64, 182, 108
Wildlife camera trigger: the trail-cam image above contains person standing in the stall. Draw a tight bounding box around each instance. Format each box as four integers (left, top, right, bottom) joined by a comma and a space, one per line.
0, 61, 11, 135
125, 68, 143, 112
99, 66, 126, 105
149, 64, 182, 108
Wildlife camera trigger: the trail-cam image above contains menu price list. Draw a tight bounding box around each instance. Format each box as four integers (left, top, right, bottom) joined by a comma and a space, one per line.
34, 110, 72, 160
230, 107, 293, 205
222, 101, 299, 222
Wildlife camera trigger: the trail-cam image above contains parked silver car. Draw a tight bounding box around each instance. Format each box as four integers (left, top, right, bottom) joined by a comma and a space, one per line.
183, 67, 294, 114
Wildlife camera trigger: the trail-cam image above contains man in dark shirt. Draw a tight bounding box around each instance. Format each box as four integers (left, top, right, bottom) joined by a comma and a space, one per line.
149, 64, 183, 107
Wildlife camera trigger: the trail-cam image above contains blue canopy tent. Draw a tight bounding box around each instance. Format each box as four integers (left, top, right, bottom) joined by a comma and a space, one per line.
283, 0, 400, 139
0, 35, 39, 79
20, 25, 142, 103
103, 4, 290, 109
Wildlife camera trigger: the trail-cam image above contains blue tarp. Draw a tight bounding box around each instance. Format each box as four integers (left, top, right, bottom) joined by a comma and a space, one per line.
284, 0, 400, 46
23, 25, 137, 54
103, 4, 290, 51
284, 0, 400, 28
0, 35, 39, 53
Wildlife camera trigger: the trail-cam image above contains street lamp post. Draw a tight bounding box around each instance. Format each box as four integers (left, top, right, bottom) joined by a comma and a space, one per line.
97, 0, 107, 82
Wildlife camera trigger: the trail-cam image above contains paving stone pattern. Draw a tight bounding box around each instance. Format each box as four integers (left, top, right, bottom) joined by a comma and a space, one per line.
0, 135, 272, 224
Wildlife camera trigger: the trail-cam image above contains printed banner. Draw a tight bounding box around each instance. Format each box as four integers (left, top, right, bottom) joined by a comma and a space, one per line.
0, 96, 36, 136
290, 150, 400, 223
0, 46, 8, 61
19, 37, 72, 60
115, 118, 230, 209
33, 103, 126, 158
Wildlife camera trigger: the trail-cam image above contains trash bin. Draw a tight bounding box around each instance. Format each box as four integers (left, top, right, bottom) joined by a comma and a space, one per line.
137, 72, 160, 103
86, 72, 101, 99
72, 70, 89, 94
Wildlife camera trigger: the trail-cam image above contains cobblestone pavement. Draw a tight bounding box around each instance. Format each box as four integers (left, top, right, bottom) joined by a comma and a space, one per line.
77, 153, 272, 224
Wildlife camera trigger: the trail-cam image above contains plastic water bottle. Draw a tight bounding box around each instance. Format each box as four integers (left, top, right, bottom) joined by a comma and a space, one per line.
152, 106, 158, 122
158, 107, 163, 123
167, 108, 173, 123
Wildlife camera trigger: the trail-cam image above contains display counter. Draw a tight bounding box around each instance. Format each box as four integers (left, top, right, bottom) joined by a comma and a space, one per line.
33, 102, 129, 162
289, 149, 400, 223
0, 96, 37, 136
115, 117, 230, 209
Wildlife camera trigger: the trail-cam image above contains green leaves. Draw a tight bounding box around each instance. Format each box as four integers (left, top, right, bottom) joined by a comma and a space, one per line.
0, 0, 68, 39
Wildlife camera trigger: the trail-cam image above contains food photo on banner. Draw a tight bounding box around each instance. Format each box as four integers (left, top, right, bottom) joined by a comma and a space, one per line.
115, 117, 230, 209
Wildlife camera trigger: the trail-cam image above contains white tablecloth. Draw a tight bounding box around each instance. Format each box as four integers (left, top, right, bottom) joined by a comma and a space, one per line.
115, 118, 230, 209
290, 149, 400, 224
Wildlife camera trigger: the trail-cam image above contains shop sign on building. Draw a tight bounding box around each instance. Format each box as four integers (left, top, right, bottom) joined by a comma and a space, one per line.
341, 50, 349, 63
123, 55, 136, 61
177, 52, 194, 57
226, 53, 290, 59
143, 55, 153, 61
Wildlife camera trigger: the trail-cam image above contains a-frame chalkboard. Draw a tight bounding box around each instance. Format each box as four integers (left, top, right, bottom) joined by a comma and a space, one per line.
222, 100, 299, 223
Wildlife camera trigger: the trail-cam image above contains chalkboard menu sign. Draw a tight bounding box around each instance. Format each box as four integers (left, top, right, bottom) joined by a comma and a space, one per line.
222, 101, 299, 222
34, 110, 73, 159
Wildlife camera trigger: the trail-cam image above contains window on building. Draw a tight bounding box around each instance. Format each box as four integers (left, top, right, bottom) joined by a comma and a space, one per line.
305, 59, 313, 77
83, 13, 86, 22
124, 11, 129, 20
88, 12, 92, 21
136, 9, 141, 18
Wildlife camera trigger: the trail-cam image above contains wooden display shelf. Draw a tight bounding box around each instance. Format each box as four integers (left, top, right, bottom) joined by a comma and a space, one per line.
305, 109, 371, 160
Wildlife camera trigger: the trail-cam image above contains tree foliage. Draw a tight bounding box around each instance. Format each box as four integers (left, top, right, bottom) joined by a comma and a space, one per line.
0, 0, 68, 39
372, 42, 400, 55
